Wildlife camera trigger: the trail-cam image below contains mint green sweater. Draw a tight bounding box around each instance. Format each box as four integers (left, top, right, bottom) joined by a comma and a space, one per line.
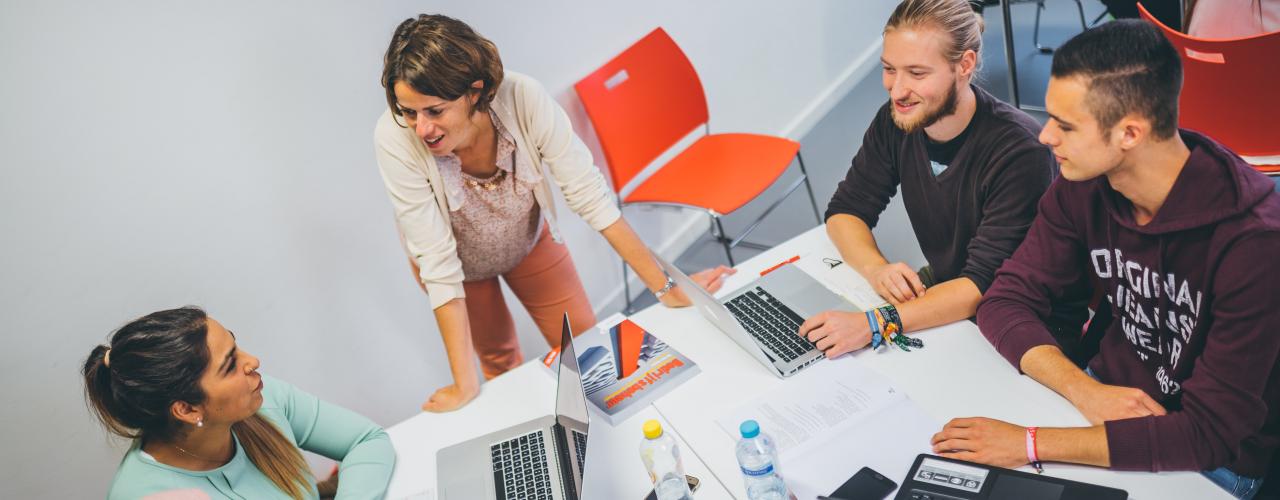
107, 375, 395, 499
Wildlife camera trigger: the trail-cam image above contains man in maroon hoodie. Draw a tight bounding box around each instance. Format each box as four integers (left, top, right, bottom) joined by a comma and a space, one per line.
929, 20, 1280, 498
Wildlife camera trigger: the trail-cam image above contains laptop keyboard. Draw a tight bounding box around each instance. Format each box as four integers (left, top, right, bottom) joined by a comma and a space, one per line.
725, 287, 816, 362
572, 430, 587, 474
490, 430, 553, 500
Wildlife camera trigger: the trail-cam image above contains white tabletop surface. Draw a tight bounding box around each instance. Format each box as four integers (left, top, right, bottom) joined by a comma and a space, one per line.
641, 226, 1230, 500
385, 361, 731, 499
386, 225, 1230, 500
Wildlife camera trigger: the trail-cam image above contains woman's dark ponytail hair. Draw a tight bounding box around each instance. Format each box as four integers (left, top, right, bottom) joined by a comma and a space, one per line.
83, 307, 209, 442
83, 307, 310, 499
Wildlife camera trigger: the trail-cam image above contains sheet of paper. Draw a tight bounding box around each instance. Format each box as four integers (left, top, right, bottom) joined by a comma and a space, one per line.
715, 360, 903, 455
783, 400, 938, 499
715, 359, 939, 499
793, 246, 884, 311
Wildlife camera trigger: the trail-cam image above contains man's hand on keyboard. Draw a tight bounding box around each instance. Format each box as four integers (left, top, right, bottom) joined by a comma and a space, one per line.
798, 310, 872, 358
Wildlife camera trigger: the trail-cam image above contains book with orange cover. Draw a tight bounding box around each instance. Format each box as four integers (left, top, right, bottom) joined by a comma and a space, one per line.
541, 314, 699, 425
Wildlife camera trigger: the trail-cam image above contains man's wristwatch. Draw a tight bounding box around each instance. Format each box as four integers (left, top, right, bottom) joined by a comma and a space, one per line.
652, 277, 676, 299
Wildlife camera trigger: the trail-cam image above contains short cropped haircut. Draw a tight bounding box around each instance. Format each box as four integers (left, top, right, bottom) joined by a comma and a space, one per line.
1051, 19, 1182, 140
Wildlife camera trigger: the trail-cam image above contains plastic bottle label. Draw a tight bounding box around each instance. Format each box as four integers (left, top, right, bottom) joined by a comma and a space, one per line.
740, 463, 774, 477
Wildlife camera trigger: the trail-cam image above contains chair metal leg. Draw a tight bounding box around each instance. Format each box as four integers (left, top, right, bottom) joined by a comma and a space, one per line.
1091, 8, 1109, 26
618, 199, 636, 314
713, 215, 735, 267
734, 241, 772, 251
1035, 0, 1090, 54
796, 152, 822, 224
622, 259, 634, 315
1033, 1, 1053, 54
728, 175, 807, 250
697, 153, 820, 270
679, 150, 818, 272
1000, 0, 1021, 108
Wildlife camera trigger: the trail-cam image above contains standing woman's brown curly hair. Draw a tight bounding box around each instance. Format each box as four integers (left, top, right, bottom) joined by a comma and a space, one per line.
381, 14, 504, 127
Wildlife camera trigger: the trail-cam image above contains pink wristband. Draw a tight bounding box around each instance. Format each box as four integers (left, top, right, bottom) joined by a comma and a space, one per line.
1026, 427, 1044, 473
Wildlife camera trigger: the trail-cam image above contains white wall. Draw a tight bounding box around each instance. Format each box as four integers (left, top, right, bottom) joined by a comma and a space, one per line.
0, 0, 897, 497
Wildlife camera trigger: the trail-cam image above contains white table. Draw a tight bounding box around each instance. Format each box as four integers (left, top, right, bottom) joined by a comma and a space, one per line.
642, 226, 1230, 500
386, 225, 1230, 500
385, 362, 731, 499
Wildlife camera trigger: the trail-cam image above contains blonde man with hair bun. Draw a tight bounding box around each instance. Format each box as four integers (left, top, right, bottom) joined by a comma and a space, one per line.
798, 0, 1064, 360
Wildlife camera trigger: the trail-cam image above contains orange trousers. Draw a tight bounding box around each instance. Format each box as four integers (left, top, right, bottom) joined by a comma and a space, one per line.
411, 226, 597, 379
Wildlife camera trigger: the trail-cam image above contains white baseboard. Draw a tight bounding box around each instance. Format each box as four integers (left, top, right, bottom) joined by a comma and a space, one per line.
592, 40, 884, 315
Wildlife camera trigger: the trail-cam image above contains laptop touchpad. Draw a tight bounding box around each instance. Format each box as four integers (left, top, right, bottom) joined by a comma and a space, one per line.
989, 474, 1064, 500
765, 270, 857, 318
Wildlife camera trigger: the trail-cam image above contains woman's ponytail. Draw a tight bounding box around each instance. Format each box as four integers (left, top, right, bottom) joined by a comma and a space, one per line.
82, 307, 310, 499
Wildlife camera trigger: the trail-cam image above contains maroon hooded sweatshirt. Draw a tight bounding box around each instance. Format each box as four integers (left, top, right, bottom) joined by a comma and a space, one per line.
978, 130, 1280, 478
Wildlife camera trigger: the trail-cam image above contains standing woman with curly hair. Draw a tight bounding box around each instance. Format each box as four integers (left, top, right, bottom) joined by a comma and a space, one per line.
375, 14, 732, 412
84, 307, 395, 499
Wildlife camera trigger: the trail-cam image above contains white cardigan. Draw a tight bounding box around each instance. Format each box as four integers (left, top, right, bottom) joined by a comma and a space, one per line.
373, 71, 621, 309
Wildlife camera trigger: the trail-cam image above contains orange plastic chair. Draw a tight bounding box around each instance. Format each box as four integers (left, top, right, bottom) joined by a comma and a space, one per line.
575, 28, 820, 310
1139, 3, 1280, 173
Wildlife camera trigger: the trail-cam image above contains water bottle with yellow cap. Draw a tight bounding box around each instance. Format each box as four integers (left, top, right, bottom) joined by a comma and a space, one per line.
639, 419, 693, 499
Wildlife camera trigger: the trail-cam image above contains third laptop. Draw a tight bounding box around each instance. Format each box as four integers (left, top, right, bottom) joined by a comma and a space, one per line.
657, 255, 860, 378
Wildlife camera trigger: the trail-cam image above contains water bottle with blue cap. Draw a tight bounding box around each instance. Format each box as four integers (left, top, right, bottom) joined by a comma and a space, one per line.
735, 420, 789, 500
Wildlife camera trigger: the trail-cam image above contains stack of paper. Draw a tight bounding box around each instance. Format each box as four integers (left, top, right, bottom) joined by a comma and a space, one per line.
715, 359, 939, 498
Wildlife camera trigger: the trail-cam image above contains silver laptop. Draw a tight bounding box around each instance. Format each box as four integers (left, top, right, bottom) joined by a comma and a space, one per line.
437, 314, 590, 500
658, 255, 859, 378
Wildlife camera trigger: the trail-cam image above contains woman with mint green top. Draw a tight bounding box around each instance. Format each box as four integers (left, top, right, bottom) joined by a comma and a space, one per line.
83, 307, 395, 499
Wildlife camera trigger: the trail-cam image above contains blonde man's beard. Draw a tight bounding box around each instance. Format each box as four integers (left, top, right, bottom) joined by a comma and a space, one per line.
891, 80, 960, 134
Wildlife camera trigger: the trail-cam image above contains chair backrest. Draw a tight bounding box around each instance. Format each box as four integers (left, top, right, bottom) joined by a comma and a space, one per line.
1138, 3, 1280, 157
574, 28, 708, 192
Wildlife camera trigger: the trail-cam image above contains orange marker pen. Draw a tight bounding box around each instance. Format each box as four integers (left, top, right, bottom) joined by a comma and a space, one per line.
760, 255, 799, 276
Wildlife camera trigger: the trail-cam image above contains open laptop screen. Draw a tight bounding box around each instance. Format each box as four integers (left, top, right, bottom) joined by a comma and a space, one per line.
554, 314, 590, 499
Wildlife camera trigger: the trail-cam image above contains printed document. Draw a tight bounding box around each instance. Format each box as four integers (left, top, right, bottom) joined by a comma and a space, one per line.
716, 359, 938, 498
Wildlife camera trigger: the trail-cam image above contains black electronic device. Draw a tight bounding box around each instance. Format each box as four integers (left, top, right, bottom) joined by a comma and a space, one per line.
830, 466, 898, 500
642, 475, 700, 500
894, 454, 1127, 500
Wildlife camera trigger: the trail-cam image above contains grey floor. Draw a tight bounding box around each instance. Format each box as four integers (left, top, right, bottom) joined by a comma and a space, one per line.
623, 0, 1108, 312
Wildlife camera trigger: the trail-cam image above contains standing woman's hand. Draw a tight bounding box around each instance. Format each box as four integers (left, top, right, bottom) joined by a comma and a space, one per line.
421, 383, 480, 412
659, 265, 736, 307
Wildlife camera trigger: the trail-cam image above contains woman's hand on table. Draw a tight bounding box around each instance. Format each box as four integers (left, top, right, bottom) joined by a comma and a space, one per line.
421, 382, 480, 413
659, 266, 736, 307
